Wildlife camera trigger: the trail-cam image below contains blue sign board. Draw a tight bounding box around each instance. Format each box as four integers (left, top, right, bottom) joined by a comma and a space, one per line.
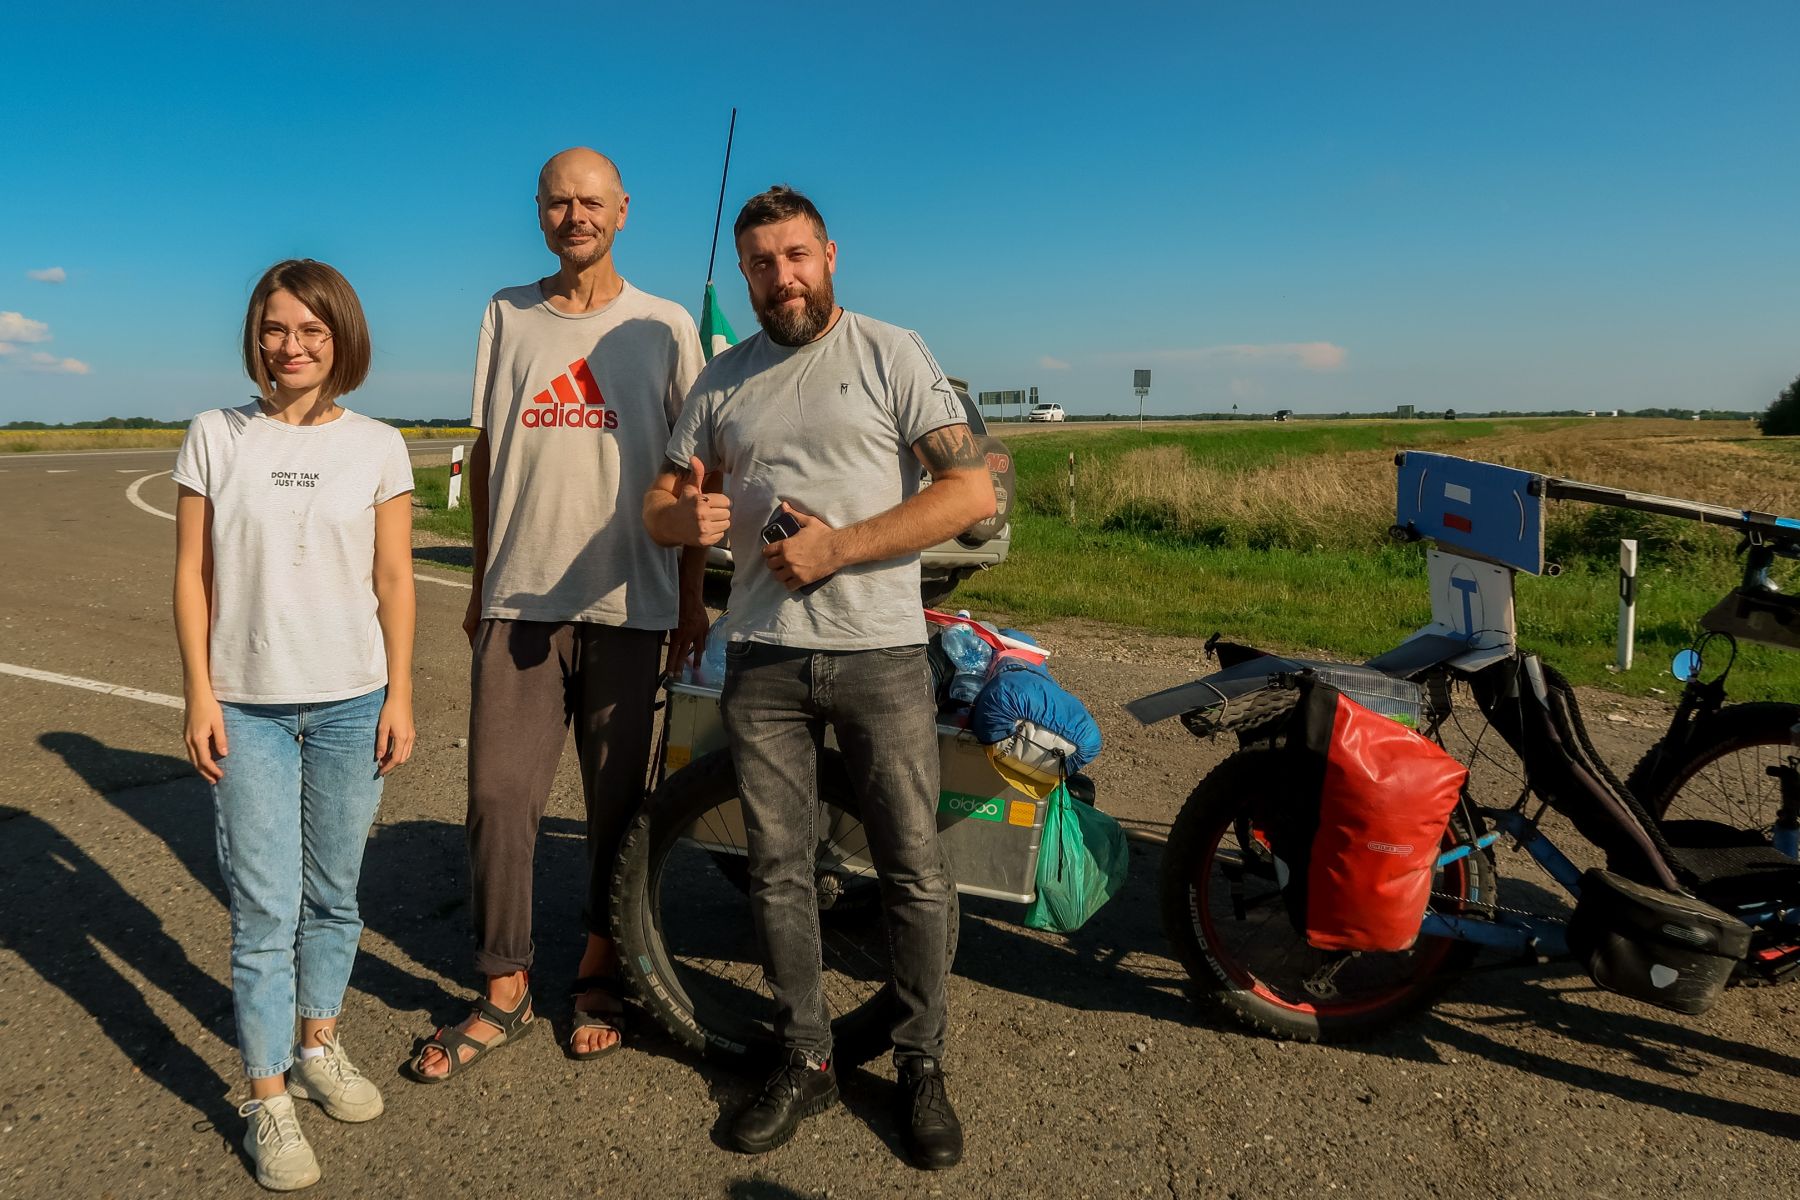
1395, 452, 1546, 575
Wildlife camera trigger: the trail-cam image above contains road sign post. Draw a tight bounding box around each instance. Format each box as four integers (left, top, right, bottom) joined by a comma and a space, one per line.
448, 444, 465, 510
1133, 369, 1151, 428
1617, 538, 1638, 671
978, 389, 1027, 421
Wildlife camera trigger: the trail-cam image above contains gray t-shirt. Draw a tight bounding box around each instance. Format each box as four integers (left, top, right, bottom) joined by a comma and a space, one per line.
472, 280, 703, 627
665, 310, 965, 650
172, 403, 415, 704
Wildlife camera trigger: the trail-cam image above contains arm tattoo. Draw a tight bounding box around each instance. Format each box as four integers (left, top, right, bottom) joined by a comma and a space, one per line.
914, 424, 985, 475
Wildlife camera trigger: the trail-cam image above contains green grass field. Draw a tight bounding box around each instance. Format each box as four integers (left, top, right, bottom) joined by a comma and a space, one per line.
411, 417, 1800, 698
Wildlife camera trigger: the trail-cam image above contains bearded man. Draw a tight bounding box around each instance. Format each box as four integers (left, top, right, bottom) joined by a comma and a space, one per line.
644, 185, 995, 1169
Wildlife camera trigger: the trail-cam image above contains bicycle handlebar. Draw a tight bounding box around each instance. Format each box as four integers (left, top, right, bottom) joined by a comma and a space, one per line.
1536, 475, 1800, 551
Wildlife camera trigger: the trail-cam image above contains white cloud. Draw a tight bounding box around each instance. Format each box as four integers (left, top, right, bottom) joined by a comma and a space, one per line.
25, 351, 90, 375
1124, 342, 1349, 372
27, 267, 67, 284
1038, 355, 1071, 371
0, 312, 52, 343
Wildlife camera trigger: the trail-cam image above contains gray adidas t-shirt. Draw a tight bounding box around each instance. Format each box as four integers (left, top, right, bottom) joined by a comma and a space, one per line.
472, 280, 703, 627
665, 310, 965, 650
172, 404, 415, 704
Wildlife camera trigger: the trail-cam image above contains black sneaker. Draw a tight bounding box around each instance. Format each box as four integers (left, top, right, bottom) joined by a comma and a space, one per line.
726, 1049, 838, 1154
896, 1056, 963, 1170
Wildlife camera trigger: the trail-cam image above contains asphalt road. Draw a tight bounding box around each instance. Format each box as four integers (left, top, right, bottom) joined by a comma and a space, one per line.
1, 446, 1795, 1199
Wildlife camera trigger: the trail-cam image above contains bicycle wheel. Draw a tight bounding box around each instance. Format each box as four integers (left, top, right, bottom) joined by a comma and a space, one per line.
1159, 748, 1491, 1042
611, 748, 957, 1069
1628, 702, 1800, 839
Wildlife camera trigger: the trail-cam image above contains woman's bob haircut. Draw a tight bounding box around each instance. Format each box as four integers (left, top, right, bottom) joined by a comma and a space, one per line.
242, 259, 372, 402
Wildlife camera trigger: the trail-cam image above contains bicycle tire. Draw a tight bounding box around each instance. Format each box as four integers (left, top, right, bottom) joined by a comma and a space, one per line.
1159, 748, 1491, 1043
611, 749, 957, 1069
1626, 702, 1800, 838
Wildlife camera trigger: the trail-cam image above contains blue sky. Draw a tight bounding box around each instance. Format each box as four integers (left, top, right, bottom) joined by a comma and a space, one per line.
3, 2, 1798, 422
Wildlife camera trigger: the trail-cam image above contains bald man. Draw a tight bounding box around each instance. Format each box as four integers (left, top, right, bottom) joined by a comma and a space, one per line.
407, 148, 705, 1081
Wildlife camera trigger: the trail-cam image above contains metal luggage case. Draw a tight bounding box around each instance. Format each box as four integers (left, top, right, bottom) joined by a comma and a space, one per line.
663, 680, 1047, 902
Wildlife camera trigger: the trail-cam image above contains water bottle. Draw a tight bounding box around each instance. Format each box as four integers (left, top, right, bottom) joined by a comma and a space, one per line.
940, 623, 994, 706
693, 615, 732, 687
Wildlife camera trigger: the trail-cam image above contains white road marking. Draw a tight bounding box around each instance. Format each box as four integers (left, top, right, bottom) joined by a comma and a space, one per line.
127, 470, 175, 520
127, 469, 472, 590
0, 662, 183, 709
46, 469, 73, 474
117, 468, 142, 473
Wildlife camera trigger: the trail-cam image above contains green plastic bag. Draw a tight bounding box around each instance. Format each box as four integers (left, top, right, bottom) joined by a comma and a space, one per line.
1022, 782, 1131, 932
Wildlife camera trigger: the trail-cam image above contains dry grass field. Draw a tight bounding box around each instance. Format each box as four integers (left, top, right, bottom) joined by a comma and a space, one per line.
961, 417, 1800, 696
1071, 419, 1787, 556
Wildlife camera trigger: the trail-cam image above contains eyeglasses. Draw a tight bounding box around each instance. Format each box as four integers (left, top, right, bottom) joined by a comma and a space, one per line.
258, 325, 332, 353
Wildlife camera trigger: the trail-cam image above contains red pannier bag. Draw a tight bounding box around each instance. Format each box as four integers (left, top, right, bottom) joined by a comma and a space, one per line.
1292, 677, 1468, 953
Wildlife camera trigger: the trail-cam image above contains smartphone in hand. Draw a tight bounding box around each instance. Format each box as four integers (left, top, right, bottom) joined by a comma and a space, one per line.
760, 509, 830, 595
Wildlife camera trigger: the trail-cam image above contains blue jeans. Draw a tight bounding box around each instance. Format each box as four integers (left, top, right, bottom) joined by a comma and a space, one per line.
212, 687, 386, 1078
721, 643, 952, 1064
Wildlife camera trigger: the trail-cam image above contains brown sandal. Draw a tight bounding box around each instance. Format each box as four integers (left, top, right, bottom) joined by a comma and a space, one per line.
403, 990, 536, 1083
566, 975, 628, 1062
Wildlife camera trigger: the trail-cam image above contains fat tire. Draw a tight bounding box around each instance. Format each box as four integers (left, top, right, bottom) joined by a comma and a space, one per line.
1626, 702, 1800, 833
1159, 749, 1489, 1043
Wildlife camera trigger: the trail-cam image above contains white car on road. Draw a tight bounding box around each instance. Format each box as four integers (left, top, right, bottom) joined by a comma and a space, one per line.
1028, 403, 1065, 422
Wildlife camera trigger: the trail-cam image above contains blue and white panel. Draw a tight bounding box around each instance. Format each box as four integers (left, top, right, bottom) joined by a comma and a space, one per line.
1396, 452, 1546, 575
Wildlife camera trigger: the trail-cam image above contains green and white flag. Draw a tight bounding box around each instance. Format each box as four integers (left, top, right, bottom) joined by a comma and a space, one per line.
700, 281, 737, 361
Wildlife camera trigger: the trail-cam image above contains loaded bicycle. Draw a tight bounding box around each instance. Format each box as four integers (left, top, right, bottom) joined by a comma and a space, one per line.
1134, 451, 1800, 1041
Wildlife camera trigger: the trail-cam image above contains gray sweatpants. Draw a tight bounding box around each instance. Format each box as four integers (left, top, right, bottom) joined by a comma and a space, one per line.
466, 618, 663, 977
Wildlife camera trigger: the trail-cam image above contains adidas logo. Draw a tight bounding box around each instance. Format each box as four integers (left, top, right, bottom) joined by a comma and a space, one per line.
520, 358, 619, 429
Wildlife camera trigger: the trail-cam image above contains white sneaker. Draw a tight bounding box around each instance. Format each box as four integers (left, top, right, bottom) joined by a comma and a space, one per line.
238, 1093, 321, 1191
287, 1031, 385, 1122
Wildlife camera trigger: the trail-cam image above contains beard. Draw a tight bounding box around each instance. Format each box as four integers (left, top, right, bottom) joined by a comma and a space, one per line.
552, 225, 614, 269
756, 276, 836, 346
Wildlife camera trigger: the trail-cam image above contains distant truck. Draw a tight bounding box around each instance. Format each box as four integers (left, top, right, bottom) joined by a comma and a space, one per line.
707, 376, 1014, 606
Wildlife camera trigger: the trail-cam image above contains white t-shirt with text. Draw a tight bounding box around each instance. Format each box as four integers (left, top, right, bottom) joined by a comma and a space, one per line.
173, 403, 415, 704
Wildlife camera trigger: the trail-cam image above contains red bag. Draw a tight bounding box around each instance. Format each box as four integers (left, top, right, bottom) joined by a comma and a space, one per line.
1294, 681, 1467, 952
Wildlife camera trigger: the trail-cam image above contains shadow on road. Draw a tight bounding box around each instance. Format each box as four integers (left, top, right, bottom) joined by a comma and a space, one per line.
413, 545, 473, 570
40, 734, 459, 1017
953, 839, 1201, 1026
0, 803, 237, 1128
727, 1181, 815, 1199
30, 735, 598, 1103
1421, 985, 1799, 1141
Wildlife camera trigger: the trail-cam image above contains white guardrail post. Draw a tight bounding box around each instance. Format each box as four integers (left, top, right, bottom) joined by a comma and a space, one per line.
1616, 538, 1638, 671
447, 444, 464, 510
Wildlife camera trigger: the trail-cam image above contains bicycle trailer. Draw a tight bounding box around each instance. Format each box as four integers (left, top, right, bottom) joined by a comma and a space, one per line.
662, 679, 1058, 903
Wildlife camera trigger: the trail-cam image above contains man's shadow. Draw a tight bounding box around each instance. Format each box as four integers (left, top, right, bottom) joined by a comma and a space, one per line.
0, 803, 237, 1128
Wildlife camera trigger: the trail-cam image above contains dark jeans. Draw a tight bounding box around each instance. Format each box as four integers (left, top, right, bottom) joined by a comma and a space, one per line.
721, 641, 952, 1064
466, 618, 663, 977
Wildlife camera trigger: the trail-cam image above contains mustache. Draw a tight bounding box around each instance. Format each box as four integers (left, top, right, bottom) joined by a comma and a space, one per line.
763, 284, 809, 308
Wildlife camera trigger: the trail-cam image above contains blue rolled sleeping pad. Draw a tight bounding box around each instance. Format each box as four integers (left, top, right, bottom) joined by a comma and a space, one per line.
969, 658, 1103, 774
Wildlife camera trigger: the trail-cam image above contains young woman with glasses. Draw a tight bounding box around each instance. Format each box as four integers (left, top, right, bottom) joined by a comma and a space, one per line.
172, 259, 416, 1191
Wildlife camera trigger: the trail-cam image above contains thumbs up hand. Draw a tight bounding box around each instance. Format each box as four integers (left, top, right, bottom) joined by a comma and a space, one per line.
673, 455, 731, 547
